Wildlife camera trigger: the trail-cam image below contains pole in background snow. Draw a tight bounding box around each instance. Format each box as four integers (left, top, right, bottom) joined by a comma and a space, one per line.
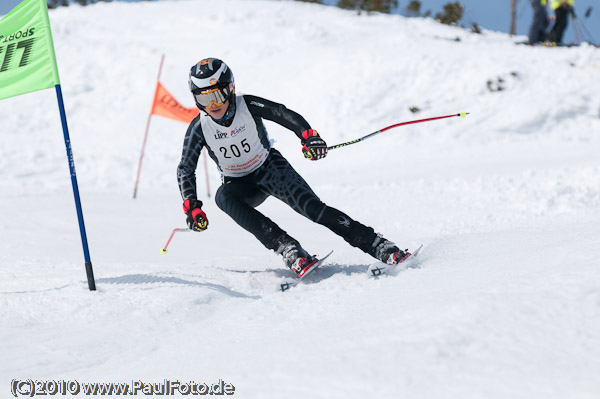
133, 54, 165, 199
55, 84, 96, 291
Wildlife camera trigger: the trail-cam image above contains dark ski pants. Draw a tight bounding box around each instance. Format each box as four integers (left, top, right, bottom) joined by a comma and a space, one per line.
215, 149, 378, 256
529, 0, 549, 44
548, 6, 570, 44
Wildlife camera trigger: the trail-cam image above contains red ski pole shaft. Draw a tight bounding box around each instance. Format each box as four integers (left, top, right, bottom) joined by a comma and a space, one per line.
327, 111, 469, 151
161, 227, 191, 254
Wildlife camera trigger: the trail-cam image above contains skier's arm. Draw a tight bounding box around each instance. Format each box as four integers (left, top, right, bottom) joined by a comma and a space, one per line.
244, 95, 311, 140
177, 118, 210, 231
177, 117, 204, 201
244, 95, 327, 160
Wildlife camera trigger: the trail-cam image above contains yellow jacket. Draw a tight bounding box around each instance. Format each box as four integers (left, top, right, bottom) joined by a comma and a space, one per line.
550, 0, 574, 10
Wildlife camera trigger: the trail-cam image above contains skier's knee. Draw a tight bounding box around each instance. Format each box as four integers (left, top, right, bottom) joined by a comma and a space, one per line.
215, 185, 228, 212
216, 184, 268, 213
306, 205, 325, 222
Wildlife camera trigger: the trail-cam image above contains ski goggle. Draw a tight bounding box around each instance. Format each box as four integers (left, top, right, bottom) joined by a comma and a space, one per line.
193, 84, 233, 108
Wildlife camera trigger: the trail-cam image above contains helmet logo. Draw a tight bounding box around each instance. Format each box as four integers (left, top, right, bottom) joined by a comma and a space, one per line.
209, 78, 218, 86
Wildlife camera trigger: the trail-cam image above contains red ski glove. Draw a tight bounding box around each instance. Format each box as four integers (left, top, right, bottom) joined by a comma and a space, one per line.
301, 129, 328, 161
183, 199, 209, 231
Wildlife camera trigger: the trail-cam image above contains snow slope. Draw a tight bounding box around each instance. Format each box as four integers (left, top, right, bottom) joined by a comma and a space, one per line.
1, 1, 600, 397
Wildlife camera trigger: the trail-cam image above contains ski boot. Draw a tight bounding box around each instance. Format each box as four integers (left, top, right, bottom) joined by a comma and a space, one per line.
277, 241, 319, 278
372, 234, 410, 266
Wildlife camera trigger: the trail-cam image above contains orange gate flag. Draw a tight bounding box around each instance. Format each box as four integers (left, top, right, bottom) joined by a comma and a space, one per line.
151, 81, 199, 123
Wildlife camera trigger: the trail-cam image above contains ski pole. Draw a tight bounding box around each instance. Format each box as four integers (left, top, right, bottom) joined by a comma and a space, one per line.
573, 19, 584, 44
327, 111, 469, 151
578, 18, 597, 44
161, 227, 192, 254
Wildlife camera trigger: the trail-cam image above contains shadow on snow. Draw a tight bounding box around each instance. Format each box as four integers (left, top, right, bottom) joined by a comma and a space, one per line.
97, 274, 259, 299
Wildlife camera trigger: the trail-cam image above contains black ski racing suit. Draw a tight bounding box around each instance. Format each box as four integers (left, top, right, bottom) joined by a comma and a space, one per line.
177, 94, 380, 256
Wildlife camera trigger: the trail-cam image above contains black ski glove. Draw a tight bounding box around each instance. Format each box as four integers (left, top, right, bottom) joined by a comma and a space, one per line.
301, 129, 328, 161
182, 199, 208, 231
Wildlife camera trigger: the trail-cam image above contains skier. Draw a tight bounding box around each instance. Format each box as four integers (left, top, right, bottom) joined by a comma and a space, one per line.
548, 0, 575, 45
177, 58, 410, 277
529, 0, 550, 44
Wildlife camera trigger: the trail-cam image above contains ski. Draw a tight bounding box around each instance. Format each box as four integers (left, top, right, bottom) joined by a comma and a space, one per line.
368, 244, 424, 277
278, 250, 334, 292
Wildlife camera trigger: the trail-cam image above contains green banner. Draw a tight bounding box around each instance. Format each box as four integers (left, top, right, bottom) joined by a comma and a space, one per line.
0, 0, 60, 100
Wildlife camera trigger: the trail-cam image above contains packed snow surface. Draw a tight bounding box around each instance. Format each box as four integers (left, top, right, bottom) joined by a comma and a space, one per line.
1, 1, 600, 397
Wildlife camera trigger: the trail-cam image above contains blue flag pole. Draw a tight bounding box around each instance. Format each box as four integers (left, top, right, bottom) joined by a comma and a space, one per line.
55, 84, 97, 291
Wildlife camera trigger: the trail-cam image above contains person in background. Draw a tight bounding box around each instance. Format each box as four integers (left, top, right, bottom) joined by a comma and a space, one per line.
529, 0, 550, 44
548, 0, 576, 45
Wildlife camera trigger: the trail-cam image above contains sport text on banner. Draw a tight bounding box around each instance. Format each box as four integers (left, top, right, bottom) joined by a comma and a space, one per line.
0, 0, 96, 291
0, 0, 60, 100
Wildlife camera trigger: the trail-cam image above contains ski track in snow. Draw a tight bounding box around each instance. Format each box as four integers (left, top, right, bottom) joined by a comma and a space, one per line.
1, 1, 600, 397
